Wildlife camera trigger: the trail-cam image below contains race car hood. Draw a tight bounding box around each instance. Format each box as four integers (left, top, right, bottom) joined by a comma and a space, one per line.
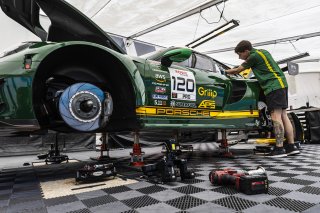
0, 0, 125, 54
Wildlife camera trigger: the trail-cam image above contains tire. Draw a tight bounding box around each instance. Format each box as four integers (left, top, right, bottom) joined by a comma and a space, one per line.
59, 82, 112, 131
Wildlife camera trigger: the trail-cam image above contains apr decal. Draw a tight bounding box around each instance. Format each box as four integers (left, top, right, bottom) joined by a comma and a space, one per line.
198, 100, 216, 109
169, 68, 196, 101
198, 87, 217, 98
152, 94, 168, 100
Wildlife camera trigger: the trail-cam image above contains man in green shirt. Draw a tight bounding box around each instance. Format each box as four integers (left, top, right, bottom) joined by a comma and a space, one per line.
225, 40, 300, 157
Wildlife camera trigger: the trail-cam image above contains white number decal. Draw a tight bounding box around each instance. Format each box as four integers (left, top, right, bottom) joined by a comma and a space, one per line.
169, 68, 196, 101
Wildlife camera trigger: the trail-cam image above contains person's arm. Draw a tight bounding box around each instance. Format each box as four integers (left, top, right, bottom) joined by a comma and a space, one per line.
225, 65, 246, 75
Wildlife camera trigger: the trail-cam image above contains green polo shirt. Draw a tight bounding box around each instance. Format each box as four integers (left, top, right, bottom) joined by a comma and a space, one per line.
241, 48, 288, 95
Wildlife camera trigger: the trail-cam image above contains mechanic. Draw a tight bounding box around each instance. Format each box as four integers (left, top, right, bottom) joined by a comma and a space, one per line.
225, 40, 300, 157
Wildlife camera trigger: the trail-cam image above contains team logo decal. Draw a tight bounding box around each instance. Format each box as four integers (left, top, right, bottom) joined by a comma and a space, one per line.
170, 100, 197, 108
154, 100, 167, 106
155, 73, 166, 83
152, 94, 168, 100
198, 87, 217, 98
155, 86, 166, 93
198, 100, 216, 109
169, 68, 196, 101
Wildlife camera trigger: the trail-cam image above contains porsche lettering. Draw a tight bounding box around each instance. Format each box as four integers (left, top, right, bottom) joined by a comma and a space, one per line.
156, 108, 210, 116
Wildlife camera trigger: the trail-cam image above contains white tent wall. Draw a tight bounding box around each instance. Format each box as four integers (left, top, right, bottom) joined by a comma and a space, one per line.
287, 72, 320, 109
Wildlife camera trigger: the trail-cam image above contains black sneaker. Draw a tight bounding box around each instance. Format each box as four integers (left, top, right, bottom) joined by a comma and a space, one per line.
285, 144, 300, 156
267, 147, 287, 158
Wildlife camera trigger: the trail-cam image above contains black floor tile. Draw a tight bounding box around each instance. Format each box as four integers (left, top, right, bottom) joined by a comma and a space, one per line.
212, 196, 258, 211
264, 197, 315, 212
122, 195, 160, 209
82, 195, 117, 208
166, 195, 207, 210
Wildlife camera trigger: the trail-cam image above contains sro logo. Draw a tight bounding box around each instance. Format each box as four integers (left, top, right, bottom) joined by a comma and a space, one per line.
198, 100, 216, 109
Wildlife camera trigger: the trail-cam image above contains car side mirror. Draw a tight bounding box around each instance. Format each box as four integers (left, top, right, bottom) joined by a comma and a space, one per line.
161, 48, 192, 67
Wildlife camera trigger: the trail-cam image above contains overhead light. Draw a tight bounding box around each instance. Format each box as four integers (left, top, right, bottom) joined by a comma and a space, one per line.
186, 19, 239, 49
277, 52, 310, 64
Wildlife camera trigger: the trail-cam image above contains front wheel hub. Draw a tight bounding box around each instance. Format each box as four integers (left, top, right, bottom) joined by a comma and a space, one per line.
59, 83, 113, 131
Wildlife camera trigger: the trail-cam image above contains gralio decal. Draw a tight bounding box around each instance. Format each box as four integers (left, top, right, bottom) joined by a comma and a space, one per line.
152, 94, 168, 100
198, 100, 216, 109
155, 86, 166, 93
169, 68, 196, 101
170, 100, 197, 108
198, 87, 217, 98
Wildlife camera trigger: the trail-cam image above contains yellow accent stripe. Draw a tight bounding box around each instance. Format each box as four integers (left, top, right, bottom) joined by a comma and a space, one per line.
256, 50, 285, 88
136, 106, 259, 119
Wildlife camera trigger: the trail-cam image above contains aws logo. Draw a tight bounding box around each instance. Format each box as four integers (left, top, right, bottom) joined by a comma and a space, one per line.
198, 87, 217, 98
155, 74, 166, 83
198, 100, 216, 109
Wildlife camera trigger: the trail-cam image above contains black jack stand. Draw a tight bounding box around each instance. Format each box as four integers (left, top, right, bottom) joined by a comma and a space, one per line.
44, 133, 69, 164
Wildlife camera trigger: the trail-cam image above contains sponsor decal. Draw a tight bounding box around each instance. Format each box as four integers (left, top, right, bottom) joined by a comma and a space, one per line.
154, 100, 167, 106
198, 100, 216, 109
170, 100, 197, 108
169, 68, 196, 101
155, 73, 166, 83
151, 82, 169, 87
198, 87, 217, 98
152, 94, 168, 100
156, 108, 210, 116
155, 86, 166, 93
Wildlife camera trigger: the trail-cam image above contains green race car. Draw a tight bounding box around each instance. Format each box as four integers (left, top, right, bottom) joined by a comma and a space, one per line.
0, 0, 265, 136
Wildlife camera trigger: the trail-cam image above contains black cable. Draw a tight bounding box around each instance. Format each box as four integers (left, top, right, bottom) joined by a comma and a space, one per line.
200, 0, 226, 24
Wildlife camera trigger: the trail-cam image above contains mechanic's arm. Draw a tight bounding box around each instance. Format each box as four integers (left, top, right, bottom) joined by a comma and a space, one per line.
225, 65, 246, 75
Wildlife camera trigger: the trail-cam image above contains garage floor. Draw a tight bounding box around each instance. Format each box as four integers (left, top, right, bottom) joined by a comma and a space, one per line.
1, 143, 320, 213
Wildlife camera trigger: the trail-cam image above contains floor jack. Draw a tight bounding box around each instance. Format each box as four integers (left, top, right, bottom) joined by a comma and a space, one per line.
76, 163, 117, 183
142, 139, 195, 183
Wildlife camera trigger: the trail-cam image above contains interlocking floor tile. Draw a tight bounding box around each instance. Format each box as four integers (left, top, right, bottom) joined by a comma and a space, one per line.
44, 195, 79, 207
137, 185, 167, 194
264, 197, 315, 212
136, 202, 179, 213
89, 201, 131, 213
82, 195, 117, 208
298, 186, 320, 195
173, 185, 205, 195
122, 195, 160, 209
212, 195, 258, 211
211, 186, 239, 195
166, 195, 207, 210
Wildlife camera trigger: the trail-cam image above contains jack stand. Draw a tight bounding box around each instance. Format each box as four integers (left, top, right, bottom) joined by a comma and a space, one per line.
45, 133, 69, 164
130, 132, 145, 166
218, 130, 234, 158
91, 132, 112, 162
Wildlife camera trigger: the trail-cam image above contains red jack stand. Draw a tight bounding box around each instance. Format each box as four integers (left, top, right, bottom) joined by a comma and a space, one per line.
218, 130, 234, 158
130, 132, 145, 166
91, 132, 112, 162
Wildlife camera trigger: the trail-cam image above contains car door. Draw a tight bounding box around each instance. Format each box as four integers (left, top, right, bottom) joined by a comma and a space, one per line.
192, 53, 228, 112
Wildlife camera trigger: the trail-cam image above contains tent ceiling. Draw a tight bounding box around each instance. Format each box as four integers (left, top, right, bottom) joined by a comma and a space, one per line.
1, 0, 320, 71
68, 0, 320, 70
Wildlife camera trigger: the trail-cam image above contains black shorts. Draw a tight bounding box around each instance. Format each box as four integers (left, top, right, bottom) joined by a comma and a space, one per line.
266, 88, 288, 111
